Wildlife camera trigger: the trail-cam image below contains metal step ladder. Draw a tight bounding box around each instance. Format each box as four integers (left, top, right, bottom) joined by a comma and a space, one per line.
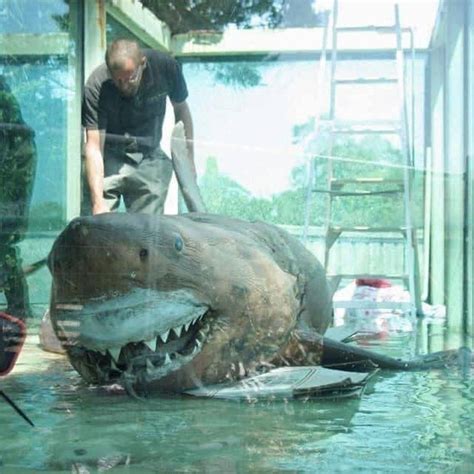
304, 0, 423, 316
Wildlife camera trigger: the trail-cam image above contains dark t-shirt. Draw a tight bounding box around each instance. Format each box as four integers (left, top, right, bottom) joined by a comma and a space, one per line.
82, 49, 188, 151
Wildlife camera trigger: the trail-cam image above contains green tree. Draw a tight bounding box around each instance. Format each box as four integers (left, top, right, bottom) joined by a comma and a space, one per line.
292, 117, 424, 227
143, 1, 327, 89
199, 157, 251, 216
198, 119, 424, 229
199, 157, 275, 221
141, 0, 326, 35
199, 157, 310, 226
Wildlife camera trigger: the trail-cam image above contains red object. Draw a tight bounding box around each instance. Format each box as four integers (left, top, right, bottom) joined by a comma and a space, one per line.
0, 312, 27, 376
355, 278, 392, 288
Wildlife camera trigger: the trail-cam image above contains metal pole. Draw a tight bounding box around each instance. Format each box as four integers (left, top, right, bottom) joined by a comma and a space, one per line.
302, 3, 334, 244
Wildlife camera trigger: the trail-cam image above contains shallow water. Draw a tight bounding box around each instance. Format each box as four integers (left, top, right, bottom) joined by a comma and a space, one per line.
1, 320, 473, 473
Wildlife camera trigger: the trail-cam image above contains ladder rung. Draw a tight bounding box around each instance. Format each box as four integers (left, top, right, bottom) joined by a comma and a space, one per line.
332, 127, 400, 135
330, 178, 403, 186
328, 273, 409, 281
329, 226, 407, 233
314, 188, 403, 196
325, 119, 400, 127
331, 120, 400, 135
335, 78, 397, 85
335, 25, 411, 34
333, 300, 414, 311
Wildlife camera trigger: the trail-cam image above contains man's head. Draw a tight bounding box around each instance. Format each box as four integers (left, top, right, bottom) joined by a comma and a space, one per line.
105, 39, 146, 97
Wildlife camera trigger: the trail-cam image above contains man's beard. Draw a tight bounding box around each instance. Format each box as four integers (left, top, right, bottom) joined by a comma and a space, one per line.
119, 83, 140, 97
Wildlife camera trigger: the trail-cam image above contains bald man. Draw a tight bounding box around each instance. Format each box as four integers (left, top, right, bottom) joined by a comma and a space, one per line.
82, 39, 195, 215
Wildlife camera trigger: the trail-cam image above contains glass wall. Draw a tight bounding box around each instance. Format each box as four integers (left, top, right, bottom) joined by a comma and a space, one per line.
185, 56, 426, 214
106, 15, 150, 48
2, 2, 474, 474
0, 0, 81, 313
184, 55, 426, 277
427, 0, 472, 333
184, 58, 320, 223
1, 57, 69, 229
0, 0, 439, 322
0, 0, 69, 34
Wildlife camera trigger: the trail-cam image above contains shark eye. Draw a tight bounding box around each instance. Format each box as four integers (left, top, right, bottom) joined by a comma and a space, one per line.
139, 248, 148, 260
174, 235, 183, 252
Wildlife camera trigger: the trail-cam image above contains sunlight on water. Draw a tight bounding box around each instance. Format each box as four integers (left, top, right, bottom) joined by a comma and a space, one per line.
0, 322, 473, 473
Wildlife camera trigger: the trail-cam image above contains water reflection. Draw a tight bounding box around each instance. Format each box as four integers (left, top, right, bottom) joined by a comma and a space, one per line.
0, 323, 473, 472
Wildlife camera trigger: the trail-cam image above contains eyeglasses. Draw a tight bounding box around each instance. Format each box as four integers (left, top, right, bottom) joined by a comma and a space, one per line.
112, 63, 144, 86
127, 64, 143, 84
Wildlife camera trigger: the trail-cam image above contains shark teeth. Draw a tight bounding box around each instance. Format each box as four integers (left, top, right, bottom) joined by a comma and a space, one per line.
160, 329, 170, 343
144, 339, 156, 351
108, 347, 121, 363
99, 313, 210, 378
159, 319, 199, 343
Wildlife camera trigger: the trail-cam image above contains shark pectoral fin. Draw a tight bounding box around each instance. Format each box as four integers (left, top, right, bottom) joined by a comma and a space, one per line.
170, 121, 206, 213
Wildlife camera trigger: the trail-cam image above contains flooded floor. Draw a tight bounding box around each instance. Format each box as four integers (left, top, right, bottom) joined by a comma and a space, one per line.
1, 317, 473, 473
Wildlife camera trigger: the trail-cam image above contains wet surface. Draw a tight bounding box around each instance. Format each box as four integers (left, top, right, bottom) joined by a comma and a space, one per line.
0, 319, 473, 473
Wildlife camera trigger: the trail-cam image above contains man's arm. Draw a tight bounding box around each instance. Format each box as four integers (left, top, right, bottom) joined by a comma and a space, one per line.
172, 100, 196, 178
84, 129, 109, 215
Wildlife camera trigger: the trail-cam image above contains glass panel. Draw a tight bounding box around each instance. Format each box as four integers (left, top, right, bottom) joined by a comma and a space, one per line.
148, 0, 327, 34
1, 57, 68, 229
106, 15, 150, 48
184, 56, 425, 230
0, 0, 69, 34
0, 1, 79, 318
184, 58, 319, 223
2, 2, 474, 473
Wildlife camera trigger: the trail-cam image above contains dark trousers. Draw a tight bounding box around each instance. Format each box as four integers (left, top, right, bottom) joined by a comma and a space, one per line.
0, 243, 31, 320
0, 133, 37, 320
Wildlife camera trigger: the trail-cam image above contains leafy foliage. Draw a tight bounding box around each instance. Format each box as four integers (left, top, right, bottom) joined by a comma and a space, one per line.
141, 0, 280, 34
207, 63, 264, 88
199, 118, 424, 228
141, 0, 325, 34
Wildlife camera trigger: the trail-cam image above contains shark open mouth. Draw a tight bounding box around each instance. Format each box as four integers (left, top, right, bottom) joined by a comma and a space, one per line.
52, 288, 212, 393
112, 316, 211, 390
